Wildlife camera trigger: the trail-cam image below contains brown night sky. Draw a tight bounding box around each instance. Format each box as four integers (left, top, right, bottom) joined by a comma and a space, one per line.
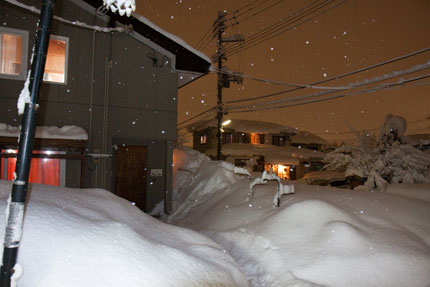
136, 0, 430, 143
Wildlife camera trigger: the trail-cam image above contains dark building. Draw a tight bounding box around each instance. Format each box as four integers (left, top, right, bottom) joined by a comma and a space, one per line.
0, 0, 211, 213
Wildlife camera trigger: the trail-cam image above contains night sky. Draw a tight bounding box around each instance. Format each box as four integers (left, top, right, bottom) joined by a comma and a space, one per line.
136, 0, 430, 143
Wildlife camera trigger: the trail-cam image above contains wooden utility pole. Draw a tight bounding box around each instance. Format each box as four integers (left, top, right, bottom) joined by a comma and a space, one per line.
214, 12, 244, 160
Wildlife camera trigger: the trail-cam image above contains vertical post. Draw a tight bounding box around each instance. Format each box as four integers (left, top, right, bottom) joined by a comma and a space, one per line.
216, 12, 225, 160
0, 1, 55, 286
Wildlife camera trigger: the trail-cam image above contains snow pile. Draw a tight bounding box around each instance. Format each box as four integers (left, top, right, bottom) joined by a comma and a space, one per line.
324, 131, 430, 190
0, 124, 88, 140
0, 180, 248, 287
168, 148, 430, 287
170, 148, 241, 221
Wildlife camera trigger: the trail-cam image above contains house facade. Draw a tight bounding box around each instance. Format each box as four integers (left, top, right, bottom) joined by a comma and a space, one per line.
0, 0, 211, 213
190, 119, 327, 179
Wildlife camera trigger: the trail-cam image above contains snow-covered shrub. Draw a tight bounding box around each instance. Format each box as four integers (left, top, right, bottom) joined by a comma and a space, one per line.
324, 128, 430, 191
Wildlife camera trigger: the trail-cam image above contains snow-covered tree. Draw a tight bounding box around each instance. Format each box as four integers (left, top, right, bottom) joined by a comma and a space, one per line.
323, 116, 430, 191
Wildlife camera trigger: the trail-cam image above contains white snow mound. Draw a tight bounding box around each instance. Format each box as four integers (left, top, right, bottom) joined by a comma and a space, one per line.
0, 180, 248, 287
168, 148, 430, 287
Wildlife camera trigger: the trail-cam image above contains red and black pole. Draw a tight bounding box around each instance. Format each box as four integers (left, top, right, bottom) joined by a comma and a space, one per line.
0, 1, 55, 286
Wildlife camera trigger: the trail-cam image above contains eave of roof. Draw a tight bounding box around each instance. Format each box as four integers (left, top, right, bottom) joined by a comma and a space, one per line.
80, 0, 211, 74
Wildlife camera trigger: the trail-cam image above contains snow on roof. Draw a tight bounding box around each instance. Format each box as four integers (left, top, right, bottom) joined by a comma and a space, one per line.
0, 180, 247, 286
189, 119, 297, 134
407, 133, 430, 146
132, 13, 211, 65
168, 147, 430, 286
205, 143, 326, 165
0, 124, 88, 140
291, 131, 327, 145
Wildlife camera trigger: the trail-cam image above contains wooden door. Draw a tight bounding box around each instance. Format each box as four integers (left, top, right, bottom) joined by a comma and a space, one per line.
115, 145, 147, 211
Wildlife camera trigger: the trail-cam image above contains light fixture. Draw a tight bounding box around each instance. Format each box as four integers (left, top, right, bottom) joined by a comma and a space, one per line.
222, 119, 231, 126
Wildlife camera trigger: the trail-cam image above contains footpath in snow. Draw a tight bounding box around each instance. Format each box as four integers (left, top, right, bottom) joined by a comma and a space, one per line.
166, 147, 430, 287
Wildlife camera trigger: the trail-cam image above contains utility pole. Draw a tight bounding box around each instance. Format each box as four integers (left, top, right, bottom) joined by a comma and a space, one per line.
214, 12, 244, 160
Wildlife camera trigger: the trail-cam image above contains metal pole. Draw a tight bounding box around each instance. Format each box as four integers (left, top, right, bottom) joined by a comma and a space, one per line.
0, 1, 55, 286
216, 12, 225, 160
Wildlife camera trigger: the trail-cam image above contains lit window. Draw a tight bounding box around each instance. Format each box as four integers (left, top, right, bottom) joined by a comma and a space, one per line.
43, 35, 68, 84
0, 27, 28, 80
200, 134, 207, 144
1, 150, 65, 186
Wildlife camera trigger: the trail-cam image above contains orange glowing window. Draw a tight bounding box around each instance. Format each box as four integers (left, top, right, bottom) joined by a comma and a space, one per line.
43, 36, 68, 84
0, 27, 28, 80
251, 133, 263, 144
1, 150, 63, 186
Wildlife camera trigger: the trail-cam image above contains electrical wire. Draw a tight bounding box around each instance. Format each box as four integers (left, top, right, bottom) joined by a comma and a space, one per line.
222, 0, 329, 55
177, 106, 217, 126
225, 0, 272, 21
226, 74, 430, 113
226, 47, 430, 104
212, 67, 349, 90
226, 0, 283, 27
225, 0, 347, 57
226, 62, 430, 111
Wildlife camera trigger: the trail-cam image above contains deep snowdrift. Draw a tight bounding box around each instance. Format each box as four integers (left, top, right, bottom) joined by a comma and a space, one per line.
0, 181, 248, 287
168, 147, 430, 287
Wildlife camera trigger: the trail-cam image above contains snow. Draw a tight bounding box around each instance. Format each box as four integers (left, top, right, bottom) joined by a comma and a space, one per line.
0, 124, 88, 140
300, 170, 346, 185
167, 147, 430, 287
380, 114, 407, 140
104, 0, 136, 17
206, 143, 325, 165
188, 119, 297, 134
131, 13, 211, 64
291, 131, 327, 145
17, 71, 31, 115
0, 180, 248, 287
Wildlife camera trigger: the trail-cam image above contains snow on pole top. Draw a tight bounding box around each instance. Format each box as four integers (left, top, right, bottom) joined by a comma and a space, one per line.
104, 0, 136, 17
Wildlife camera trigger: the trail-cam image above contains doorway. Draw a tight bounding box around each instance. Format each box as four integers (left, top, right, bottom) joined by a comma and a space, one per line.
114, 145, 147, 211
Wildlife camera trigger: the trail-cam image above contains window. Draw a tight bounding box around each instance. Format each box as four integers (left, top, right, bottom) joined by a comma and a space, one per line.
222, 133, 234, 144
250, 133, 264, 144
272, 135, 286, 146
43, 35, 69, 84
1, 150, 66, 186
200, 134, 207, 144
0, 27, 28, 80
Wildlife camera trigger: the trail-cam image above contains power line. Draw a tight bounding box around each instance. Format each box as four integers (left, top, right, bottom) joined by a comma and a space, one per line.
223, 0, 324, 55
177, 106, 216, 126
222, 61, 430, 110
228, 0, 261, 15
225, 0, 348, 57
226, 47, 430, 104
223, 0, 335, 56
226, 0, 283, 27
226, 62, 430, 111
212, 67, 350, 90
196, 0, 265, 51
226, 74, 430, 113
195, 21, 218, 50
225, 0, 272, 21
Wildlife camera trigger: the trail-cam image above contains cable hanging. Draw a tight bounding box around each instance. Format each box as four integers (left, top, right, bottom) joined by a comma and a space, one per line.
225, 0, 348, 57
226, 47, 430, 104
226, 73, 430, 113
